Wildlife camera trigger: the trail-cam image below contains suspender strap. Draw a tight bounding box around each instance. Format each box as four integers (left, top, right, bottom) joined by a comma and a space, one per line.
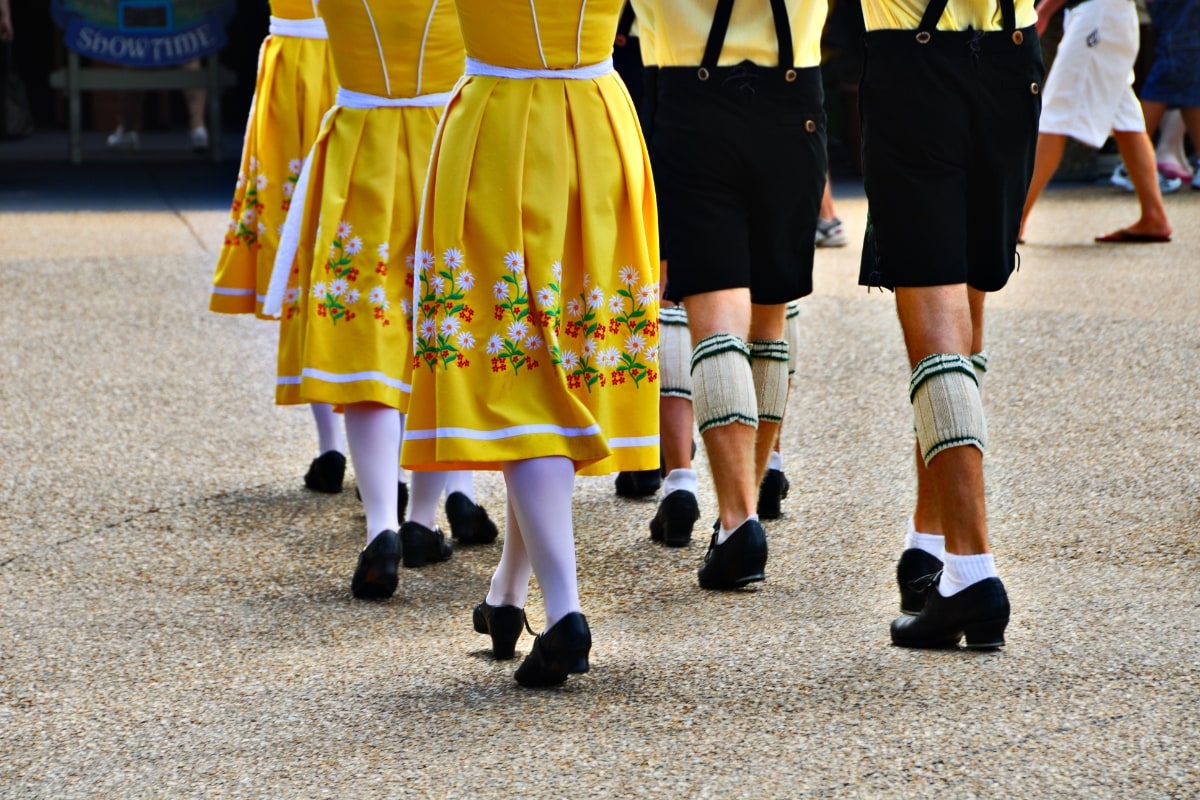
617, 2, 636, 37
701, 0, 794, 69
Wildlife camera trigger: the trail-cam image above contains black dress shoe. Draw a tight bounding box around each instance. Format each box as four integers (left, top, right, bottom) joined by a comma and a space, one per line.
399, 520, 452, 568
614, 469, 662, 499
514, 612, 591, 688
890, 577, 1010, 650
446, 492, 499, 545
304, 450, 346, 493
472, 600, 525, 660
697, 519, 768, 590
897, 548, 944, 615
756, 468, 790, 520
355, 481, 409, 523
350, 529, 401, 600
649, 490, 699, 546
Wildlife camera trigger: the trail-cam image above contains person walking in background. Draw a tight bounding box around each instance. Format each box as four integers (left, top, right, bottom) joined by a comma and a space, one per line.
1137, 0, 1200, 190
209, 1, 345, 496
1019, 0, 1173, 243
859, 0, 1043, 649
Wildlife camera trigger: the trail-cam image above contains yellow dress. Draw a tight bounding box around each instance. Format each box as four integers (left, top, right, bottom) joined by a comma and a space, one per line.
401, 0, 660, 476
209, 0, 337, 318
275, 0, 464, 411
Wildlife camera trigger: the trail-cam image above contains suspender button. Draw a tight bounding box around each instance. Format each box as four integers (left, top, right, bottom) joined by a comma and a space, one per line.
805, 119, 817, 133
915, 31, 931, 44
785, 69, 797, 82
698, 67, 710, 81
1012, 30, 1024, 45
1030, 82, 1040, 95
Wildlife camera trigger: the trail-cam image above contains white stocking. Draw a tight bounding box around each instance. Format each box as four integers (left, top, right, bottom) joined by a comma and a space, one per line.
311, 402, 344, 454
502, 456, 580, 630
343, 403, 399, 542
444, 470, 474, 501
485, 499, 533, 609
408, 470, 448, 529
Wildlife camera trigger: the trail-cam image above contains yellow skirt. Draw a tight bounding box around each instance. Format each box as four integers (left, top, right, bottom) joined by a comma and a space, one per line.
209, 34, 336, 318
276, 104, 442, 411
401, 73, 661, 476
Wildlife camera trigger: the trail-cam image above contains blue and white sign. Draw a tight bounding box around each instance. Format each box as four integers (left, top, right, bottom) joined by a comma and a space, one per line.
51, 1, 236, 67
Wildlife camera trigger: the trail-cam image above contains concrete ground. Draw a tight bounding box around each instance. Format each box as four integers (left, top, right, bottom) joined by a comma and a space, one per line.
1, 148, 1197, 799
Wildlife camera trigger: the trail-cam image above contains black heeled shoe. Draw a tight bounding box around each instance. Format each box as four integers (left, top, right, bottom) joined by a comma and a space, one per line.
446, 492, 498, 545
304, 450, 346, 493
890, 577, 1010, 650
697, 519, 768, 590
399, 520, 452, 568
896, 548, 943, 615
756, 468, 790, 520
649, 490, 699, 546
472, 601, 525, 660
514, 612, 591, 688
350, 529, 400, 600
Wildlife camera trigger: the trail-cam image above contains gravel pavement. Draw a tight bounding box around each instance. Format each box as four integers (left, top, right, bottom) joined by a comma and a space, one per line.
1, 157, 1197, 799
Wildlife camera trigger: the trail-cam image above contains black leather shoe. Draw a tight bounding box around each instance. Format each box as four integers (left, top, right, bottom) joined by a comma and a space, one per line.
649, 490, 699, 546
472, 600, 525, 660
890, 577, 1010, 650
399, 520, 452, 568
355, 481, 409, 523
697, 519, 768, 590
446, 492, 499, 545
614, 469, 662, 499
350, 529, 400, 600
756, 468, 790, 520
897, 548, 944, 615
304, 451, 346, 493
514, 612, 591, 688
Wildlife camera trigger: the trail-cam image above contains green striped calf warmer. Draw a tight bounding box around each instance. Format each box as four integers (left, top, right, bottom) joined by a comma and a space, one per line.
910, 353, 987, 466
659, 305, 692, 399
691, 333, 756, 433
785, 300, 801, 377
750, 339, 790, 424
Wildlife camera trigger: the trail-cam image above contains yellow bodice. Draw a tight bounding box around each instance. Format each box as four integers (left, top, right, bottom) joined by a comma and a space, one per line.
456, 0, 622, 70
269, 0, 321, 21
323, 0, 464, 97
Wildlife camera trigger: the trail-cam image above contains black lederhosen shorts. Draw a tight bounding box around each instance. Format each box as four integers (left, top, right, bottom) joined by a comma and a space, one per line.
858, 27, 1044, 291
652, 63, 827, 305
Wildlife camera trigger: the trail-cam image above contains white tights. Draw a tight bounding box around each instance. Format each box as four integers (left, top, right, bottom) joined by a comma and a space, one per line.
311, 403, 344, 455
486, 456, 580, 631
343, 403, 399, 542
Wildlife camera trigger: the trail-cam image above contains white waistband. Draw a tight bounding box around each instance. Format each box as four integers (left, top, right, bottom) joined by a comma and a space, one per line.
335, 87, 455, 109
268, 17, 328, 39
464, 56, 613, 80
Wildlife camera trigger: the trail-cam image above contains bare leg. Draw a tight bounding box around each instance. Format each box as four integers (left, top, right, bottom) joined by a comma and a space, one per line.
1019, 132, 1067, 239
1106, 129, 1171, 239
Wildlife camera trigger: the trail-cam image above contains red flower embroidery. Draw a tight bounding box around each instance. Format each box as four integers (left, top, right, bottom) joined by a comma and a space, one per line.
461, 307, 475, 323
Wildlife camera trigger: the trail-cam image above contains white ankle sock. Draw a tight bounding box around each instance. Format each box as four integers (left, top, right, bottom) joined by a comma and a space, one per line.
444, 470, 475, 502
767, 451, 783, 472
938, 552, 998, 597
904, 517, 945, 560
343, 404, 399, 542
311, 403, 345, 455
408, 470, 449, 529
485, 500, 532, 609
661, 468, 698, 497
717, 513, 758, 545
502, 456, 580, 630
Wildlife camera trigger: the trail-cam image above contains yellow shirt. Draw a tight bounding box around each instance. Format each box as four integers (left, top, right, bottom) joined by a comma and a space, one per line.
862, 0, 1037, 31
631, 0, 825, 68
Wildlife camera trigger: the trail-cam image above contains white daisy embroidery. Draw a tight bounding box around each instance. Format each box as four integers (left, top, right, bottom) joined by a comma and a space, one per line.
312, 281, 327, 299
458, 269, 475, 290
597, 347, 621, 368
336, 221, 353, 239
457, 331, 475, 350
345, 236, 363, 256
441, 316, 461, 336
608, 295, 624, 314
443, 248, 464, 269
566, 298, 583, 319
493, 280, 510, 301
561, 351, 580, 370
420, 317, 437, 338
637, 283, 659, 304
537, 287, 557, 307
255, 174, 269, 190
486, 334, 504, 355
619, 265, 638, 286
507, 320, 529, 342
586, 287, 605, 310
330, 279, 348, 297
625, 333, 645, 355
377, 242, 390, 260
503, 251, 524, 273
344, 288, 360, 305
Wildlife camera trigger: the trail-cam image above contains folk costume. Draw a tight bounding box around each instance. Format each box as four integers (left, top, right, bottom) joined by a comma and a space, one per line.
402, 0, 659, 687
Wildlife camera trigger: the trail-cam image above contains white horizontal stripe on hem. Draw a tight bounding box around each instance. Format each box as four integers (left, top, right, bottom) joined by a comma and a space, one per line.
606, 436, 660, 449
277, 376, 301, 385
211, 287, 256, 297
302, 368, 410, 392
405, 423, 603, 441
